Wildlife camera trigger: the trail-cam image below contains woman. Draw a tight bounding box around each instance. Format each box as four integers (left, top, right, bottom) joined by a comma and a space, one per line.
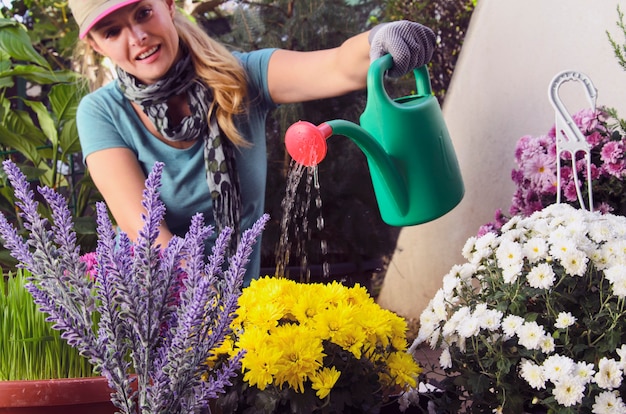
68, 0, 435, 283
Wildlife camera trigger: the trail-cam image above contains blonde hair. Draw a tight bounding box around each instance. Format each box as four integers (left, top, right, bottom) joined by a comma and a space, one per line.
74, 9, 250, 147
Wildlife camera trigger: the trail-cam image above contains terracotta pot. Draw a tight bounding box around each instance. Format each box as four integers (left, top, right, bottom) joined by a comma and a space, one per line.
0, 377, 117, 414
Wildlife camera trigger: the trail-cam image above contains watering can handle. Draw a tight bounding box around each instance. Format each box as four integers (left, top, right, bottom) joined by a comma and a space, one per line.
368, 54, 433, 104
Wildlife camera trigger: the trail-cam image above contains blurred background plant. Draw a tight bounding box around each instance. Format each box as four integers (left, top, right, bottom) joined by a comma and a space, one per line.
0, 14, 100, 269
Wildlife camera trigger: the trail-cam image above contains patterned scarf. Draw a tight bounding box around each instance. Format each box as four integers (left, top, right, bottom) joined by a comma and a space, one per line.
116, 47, 241, 251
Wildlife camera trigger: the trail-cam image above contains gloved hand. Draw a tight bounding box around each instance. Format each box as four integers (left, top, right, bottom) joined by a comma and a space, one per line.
369, 20, 436, 77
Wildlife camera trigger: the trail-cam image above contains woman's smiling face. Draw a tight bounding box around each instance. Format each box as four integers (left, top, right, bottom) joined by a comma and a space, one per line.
87, 0, 180, 85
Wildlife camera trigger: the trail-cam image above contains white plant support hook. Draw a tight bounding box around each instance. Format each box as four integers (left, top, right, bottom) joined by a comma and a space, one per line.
548, 70, 598, 212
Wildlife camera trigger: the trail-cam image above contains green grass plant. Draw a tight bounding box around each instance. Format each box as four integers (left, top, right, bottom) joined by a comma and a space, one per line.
0, 268, 95, 380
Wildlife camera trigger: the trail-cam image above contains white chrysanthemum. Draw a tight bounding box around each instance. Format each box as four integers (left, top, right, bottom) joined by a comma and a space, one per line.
441, 273, 460, 297
502, 264, 522, 283
517, 321, 545, 350
430, 290, 449, 321
417, 309, 439, 344
560, 249, 588, 277
456, 335, 466, 353
600, 240, 626, 266
501, 214, 522, 232
501, 315, 525, 339
588, 248, 609, 270
500, 228, 525, 243
610, 217, 626, 239
457, 316, 480, 338
594, 358, 623, 390
527, 214, 551, 236
496, 238, 523, 269
542, 354, 575, 383
523, 237, 548, 263
609, 239, 626, 264
472, 303, 489, 319
441, 319, 459, 340
592, 390, 626, 414
462, 236, 478, 261
605, 265, 626, 298
526, 262, 556, 289
552, 377, 586, 407
549, 238, 578, 262
539, 334, 555, 354
594, 245, 613, 270
573, 361, 595, 385
470, 233, 497, 263
549, 224, 577, 246
617, 344, 626, 371
519, 359, 546, 390
555, 311, 577, 329
457, 263, 478, 281
428, 328, 441, 350
479, 309, 503, 331
443, 307, 470, 338
439, 347, 452, 369
588, 219, 615, 243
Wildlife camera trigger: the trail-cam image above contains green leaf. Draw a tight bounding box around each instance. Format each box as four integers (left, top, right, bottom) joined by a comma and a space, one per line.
0, 65, 77, 86
50, 83, 82, 122
0, 20, 50, 69
73, 216, 98, 235
0, 100, 49, 146
0, 123, 45, 165
22, 100, 58, 146
59, 117, 82, 155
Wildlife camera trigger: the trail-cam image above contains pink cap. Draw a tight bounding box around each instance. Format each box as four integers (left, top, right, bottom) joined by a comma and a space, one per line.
69, 0, 143, 39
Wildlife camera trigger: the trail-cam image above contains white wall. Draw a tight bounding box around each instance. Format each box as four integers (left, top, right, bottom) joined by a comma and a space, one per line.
377, 0, 626, 319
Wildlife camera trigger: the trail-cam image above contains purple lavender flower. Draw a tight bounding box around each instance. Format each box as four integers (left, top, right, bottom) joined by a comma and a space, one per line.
0, 160, 268, 414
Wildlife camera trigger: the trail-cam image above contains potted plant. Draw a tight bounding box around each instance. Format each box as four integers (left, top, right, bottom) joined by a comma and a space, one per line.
479, 106, 626, 236
211, 275, 422, 413
0, 267, 113, 414
411, 203, 626, 413
0, 159, 268, 413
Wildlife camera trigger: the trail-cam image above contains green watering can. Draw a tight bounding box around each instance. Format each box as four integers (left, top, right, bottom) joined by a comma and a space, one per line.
284, 54, 464, 226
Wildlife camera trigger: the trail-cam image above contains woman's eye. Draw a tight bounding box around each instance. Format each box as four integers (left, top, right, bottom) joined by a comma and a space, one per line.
136, 7, 152, 21
104, 28, 120, 39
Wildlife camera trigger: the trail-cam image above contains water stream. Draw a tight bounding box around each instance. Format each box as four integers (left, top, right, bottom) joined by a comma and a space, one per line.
274, 159, 329, 282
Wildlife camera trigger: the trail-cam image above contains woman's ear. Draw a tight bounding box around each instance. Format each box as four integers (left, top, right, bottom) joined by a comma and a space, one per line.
86, 37, 103, 56
167, 0, 175, 17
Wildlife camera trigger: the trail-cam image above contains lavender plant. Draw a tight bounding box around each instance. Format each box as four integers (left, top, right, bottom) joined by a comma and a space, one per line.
0, 159, 268, 414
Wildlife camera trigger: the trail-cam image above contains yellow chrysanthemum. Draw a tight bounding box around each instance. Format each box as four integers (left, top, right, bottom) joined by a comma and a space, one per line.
242, 301, 284, 331
318, 280, 350, 306
291, 289, 326, 323
235, 325, 267, 355
314, 303, 358, 342
242, 344, 282, 390
310, 366, 341, 399
218, 276, 418, 406
344, 283, 375, 306
381, 351, 421, 389
272, 324, 324, 392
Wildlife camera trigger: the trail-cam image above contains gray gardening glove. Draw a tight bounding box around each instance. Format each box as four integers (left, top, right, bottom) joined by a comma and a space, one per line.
369, 20, 436, 77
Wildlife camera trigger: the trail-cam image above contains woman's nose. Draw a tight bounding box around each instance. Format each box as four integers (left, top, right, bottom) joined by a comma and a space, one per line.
129, 25, 147, 45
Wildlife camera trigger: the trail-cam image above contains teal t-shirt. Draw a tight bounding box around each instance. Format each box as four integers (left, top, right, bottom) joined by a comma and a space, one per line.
76, 48, 278, 284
